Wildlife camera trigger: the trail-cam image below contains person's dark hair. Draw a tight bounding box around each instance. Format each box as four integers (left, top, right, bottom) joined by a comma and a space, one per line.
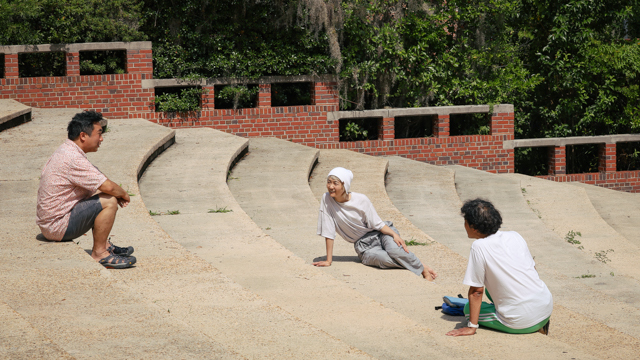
461, 198, 502, 236
67, 110, 103, 140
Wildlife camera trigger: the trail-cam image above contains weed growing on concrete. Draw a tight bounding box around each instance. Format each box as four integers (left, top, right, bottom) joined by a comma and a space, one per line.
595, 249, 614, 264
166, 210, 180, 215
525, 200, 542, 219
266, 227, 271, 230
521, 187, 527, 194
406, 238, 429, 246
577, 274, 596, 278
610, 272, 615, 276
565, 230, 582, 245
149, 210, 160, 216
209, 206, 233, 213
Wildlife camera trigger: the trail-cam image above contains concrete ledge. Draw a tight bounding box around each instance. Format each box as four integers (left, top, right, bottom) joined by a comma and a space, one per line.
0, 41, 152, 54
327, 104, 513, 121
0, 100, 32, 132
503, 134, 640, 149
143, 74, 338, 89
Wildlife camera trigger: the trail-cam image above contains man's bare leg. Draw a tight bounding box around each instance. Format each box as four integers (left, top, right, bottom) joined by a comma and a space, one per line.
90, 194, 119, 261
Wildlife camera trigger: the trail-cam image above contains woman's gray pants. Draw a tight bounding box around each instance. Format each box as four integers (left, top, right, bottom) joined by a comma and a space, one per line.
354, 221, 424, 276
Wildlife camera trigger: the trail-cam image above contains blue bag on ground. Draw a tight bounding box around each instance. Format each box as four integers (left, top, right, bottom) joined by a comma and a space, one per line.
441, 296, 468, 316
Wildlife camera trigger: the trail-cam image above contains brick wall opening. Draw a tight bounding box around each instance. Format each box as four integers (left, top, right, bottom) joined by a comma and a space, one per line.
271, 82, 312, 107
79, 50, 127, 75
214, 84, 258, 109
515, 147, 548, 175
394, 115, 435, 139
567, 144, 599, 174
0, 54, 4, 78
449, 112, 490, 136
339, 118, 380, 141
618, 141, 640, 171
154, 86, 203, 112
18, 52, 66, 77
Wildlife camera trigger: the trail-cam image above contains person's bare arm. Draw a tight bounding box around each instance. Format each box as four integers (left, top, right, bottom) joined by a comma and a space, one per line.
446, 286, 483, 336
312, 238, 334, 266
379, 225, 408, 253
98, 179, 130, 207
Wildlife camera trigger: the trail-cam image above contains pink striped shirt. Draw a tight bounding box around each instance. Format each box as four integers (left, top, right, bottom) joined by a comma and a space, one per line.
36, 140, 107, 240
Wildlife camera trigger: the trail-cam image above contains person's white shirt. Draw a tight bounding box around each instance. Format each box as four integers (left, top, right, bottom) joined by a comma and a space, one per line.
463, 230, 553, 329
317, 192, 385, 243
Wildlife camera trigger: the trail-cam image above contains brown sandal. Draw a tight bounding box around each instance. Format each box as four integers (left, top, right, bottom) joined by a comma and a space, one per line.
99, 253, 136, 269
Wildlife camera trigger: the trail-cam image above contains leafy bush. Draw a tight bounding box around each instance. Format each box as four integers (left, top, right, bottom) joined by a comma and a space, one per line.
80, 50, 126, 75
155, 87, 203, 113
214, 85, 258, 109
339, 119, 378, 141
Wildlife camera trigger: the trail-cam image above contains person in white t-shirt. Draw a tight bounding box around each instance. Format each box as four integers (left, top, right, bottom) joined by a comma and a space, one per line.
446, 199, 553, 336
313, 167, 437, 280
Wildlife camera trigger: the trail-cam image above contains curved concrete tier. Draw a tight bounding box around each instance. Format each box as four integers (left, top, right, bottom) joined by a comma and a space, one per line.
570, 182, 640, 249
0, 108, 239, 359
164, 136, 468, 360
0, 99, 32, 132
439, 166, 640, 336
507, 174, 640, 281
228, 139, 605, 360
139, 128, 371, 359
315, 151, 640, 358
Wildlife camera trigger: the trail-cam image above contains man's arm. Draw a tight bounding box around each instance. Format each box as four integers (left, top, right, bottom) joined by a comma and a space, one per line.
379, 225, 408, 253
98, 179, 130, 207
312, 238, 334, 267
446, 286, 484, 336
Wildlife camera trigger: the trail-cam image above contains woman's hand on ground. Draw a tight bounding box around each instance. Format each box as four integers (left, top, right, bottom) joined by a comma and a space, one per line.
312, 260, 332, 267
446, 327, 477, 336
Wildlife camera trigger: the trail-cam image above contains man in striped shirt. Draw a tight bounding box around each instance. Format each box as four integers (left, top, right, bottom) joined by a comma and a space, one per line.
37, 110, 136, 269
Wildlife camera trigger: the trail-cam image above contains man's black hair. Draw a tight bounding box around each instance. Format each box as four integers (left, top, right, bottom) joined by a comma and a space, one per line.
67, 110, 103, 140
461, 198, 502, 236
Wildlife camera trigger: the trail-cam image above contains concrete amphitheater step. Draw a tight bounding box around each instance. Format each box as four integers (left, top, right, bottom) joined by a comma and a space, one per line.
227, 138, 600, 360
143, 133, 466, 360
569, 182, 640, 249
0, 99, 31, 132
437, 166, 640, 338
0, 108, 239, 359
313, 151, 640, 359
0, 300, 73, 359
139, 128, 372, 360
506, 174, 640, 281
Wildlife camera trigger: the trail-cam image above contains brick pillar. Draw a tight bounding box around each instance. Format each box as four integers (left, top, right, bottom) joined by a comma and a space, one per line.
598, 143, 616, 173
66, 52, 80, 76
126, 49, 153, 78
379, 117, 394, 140
433, 114, 449, 137
548, 146, 566, 175
5, 54, 19, 78
311, 81, 339, 109
201, 86, 215, 110
258, 83, 271, 108
490, 110, 514, 139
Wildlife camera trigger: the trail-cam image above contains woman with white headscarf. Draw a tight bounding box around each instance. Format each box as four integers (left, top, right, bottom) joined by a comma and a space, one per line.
313, 167, 438, 280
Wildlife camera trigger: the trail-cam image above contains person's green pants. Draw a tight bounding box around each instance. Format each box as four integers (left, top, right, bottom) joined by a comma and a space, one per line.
463, 290, 549, 334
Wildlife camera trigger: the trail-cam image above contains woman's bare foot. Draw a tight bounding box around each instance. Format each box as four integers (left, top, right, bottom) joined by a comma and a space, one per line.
422, 266, 438, 281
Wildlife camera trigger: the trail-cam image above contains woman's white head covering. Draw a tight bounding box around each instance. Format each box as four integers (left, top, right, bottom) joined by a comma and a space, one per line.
328, 167, 353, 194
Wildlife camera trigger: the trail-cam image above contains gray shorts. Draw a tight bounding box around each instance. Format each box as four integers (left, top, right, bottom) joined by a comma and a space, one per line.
62, 195, 103, 241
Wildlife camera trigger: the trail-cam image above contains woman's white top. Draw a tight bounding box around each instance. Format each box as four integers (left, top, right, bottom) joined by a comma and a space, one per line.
317, 192, 385, 243
463, 231, 553, 329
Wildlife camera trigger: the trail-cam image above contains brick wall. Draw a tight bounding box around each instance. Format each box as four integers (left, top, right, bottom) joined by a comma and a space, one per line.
536, 171, 640, 193
0, 43, 154, 120
1, 41, 638, 191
